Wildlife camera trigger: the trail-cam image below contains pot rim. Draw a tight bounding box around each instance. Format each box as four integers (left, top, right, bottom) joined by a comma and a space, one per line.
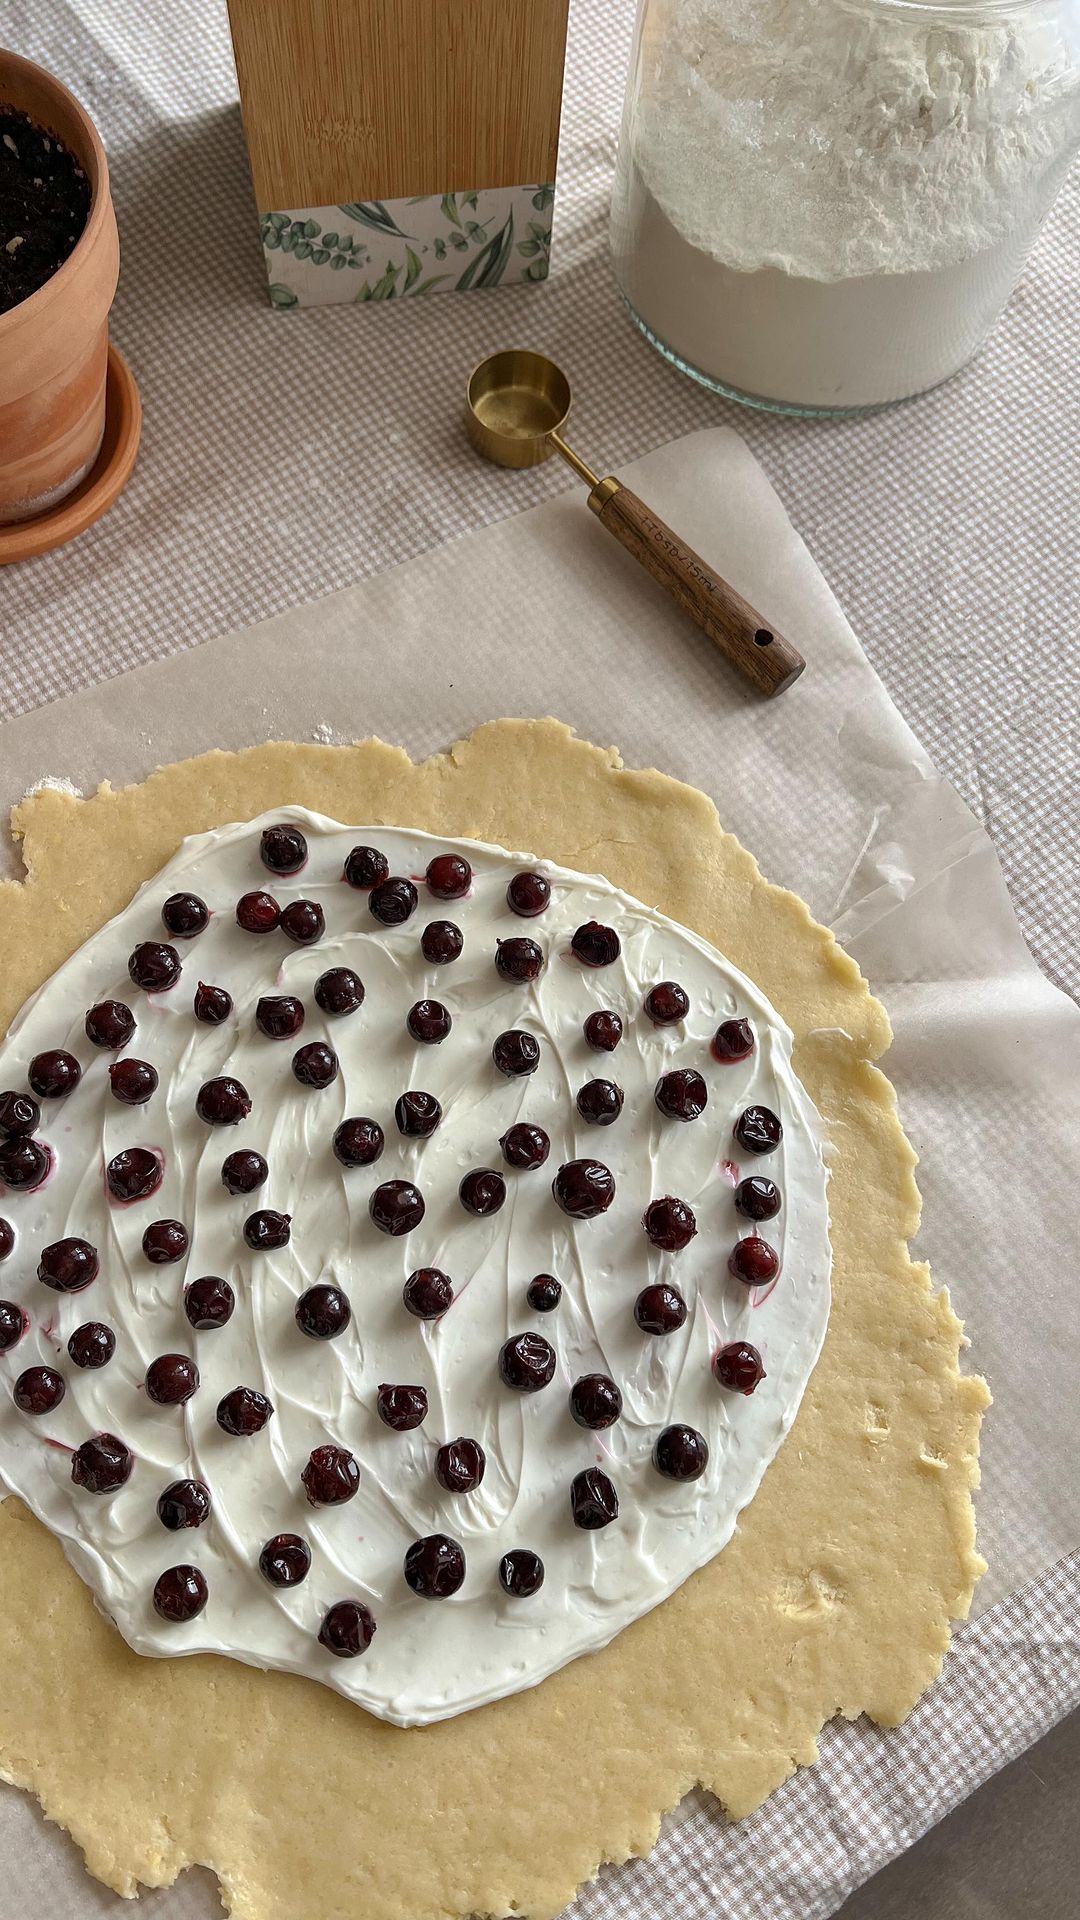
0, 46, 112, 336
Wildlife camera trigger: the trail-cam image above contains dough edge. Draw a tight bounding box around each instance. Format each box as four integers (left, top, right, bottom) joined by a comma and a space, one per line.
0, 718, 989, 1920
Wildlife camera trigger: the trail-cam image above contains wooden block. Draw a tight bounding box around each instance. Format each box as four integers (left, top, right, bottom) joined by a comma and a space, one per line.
227, 0, 570, 211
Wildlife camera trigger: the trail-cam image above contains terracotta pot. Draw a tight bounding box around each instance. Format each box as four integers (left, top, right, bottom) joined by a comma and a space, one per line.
0, 50, 120, 524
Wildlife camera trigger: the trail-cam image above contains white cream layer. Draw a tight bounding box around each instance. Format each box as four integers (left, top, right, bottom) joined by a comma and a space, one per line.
0, 811, 830, 1724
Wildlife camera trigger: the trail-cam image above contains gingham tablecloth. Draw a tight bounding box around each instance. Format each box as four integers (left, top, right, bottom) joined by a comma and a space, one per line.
1, 1, 1078, 1916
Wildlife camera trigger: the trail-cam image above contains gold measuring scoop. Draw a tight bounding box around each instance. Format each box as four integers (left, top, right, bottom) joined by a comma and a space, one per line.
466, 350, 805, 698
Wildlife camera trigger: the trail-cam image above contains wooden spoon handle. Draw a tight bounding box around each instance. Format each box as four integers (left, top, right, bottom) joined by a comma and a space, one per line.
588, 480, 805, 697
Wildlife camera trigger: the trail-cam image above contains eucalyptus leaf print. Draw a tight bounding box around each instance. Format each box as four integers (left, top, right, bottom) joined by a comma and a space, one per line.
261, 184, 556, 307
261, 213, 369, 274
456, 210, 515, 291
338, 201, 414, 240
355, 260, 404, 302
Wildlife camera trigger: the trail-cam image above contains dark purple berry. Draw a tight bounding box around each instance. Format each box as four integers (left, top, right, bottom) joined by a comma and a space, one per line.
407, 999, 451, 1044
343, 845, 388, 889
38, 1237, 99, 1292
642, 1195, 697, 1251
196, 1076, 251, 1125
0, 1218, 12, 1261
194, 982, 232, 1025
128, 942, 181, 993
256, 994, 305, 1039
369, 877, 418, 926
319, 1599, 376, 1655
71, 1432, 132, 1493
495, 937, 544, 983
260, 1533, 311, 1586
157, 1478, 211, 1529
728, 1235, 780, 1287
459, 1168, 505, 1216
403, 1533, 465, 1599
13, 1365, 65, 1414
68, 1321, 115, 1368
570, 1467, 619, 1529
499, 1331, 556, 1392
295, 1283, 351, 1339
0, 1090, 39, 1135
369, 1180, 424, 1236
145, 1354, 200, 1405
734, 1106, 783, 1155
142, 1219, 188, 1265
236, 890, 280, 933
712, 1018, 755, 1063
498, 1549, 545, 1596
421, 920, 463, 964
280, 898, 324, 945
184, 1275, 235, 1329
526, 1273, 561, 1312
553, 1158, 616, 1219
584, 1010, 623, 1052
569, 1373, 622, 1430
301, 1443, 359, 1505
0, 1299, 26, 1350
260, 824, 308, 875
314, 967, 364, 1015
109, 1058, 159, 1105
28, 1049, 81, 1098
714, 1341, 767, 1394
243, 1210, 291, 1251
153, 1565, 208, 1622
655, 1069, 708, 1122
500, 1123, 549, 1170
435, 1437, 486, 1493
106, 1147, 163, 1204
506, 871, 550, 917
653, 1423, 709, 1480
734, 1176, 782, 1221
85, 1000, 136, 1049
571, 921, 620, 967
162, 892, 209, 938
334, 1117, 384, 1166
217, 1386, 274, 1436
221, 1150, 268, 1195
377, 1383, 428, 1430
644, 982, 689, 1026
634, 1283, 687, 1334
0, 1136, 51, 1189
492, 1029, 540, 1077
425, 853, 471, 899
576, 1079, 623, 1126
394, 1092, 441, 1139
292, 1041, 338, 1087
403, 1268, 452, 1319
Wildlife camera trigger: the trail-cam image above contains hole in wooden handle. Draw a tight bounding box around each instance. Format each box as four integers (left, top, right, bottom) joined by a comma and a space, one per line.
754, 630, 774, 647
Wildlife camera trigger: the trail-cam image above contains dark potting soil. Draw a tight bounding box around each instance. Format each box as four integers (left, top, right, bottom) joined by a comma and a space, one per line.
0, 107, 92, 314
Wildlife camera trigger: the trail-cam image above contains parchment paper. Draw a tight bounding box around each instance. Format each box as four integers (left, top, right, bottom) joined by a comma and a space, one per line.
0, 427, 1077, 1915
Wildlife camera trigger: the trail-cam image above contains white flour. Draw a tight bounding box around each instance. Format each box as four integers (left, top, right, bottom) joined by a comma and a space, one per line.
611, 0, 1080, 408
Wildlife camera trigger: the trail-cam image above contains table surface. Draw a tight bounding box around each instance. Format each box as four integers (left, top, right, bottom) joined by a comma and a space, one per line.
2, 0, 1078, 1914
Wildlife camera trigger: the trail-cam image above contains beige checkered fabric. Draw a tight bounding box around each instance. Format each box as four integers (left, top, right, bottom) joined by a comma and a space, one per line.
1, 1, 1077, 1913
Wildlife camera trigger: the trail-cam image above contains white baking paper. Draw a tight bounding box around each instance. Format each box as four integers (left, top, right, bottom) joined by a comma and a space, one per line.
0, 428, 1077, 1919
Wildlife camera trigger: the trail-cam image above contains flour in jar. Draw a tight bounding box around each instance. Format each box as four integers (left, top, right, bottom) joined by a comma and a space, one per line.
611, 0, 1080, 409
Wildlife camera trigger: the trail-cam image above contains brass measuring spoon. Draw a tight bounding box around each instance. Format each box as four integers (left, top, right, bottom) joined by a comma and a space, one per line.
466, 350, 804, 698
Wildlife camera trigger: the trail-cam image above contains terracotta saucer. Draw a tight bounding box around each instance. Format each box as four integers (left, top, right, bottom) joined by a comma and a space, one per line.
0, 342, 141, 566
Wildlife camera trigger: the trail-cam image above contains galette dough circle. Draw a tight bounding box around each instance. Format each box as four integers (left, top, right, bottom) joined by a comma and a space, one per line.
0, 720, 987, 1920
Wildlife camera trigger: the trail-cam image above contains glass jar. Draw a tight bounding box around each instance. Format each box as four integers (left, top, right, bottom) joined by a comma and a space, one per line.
610, 0, 1080, 414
